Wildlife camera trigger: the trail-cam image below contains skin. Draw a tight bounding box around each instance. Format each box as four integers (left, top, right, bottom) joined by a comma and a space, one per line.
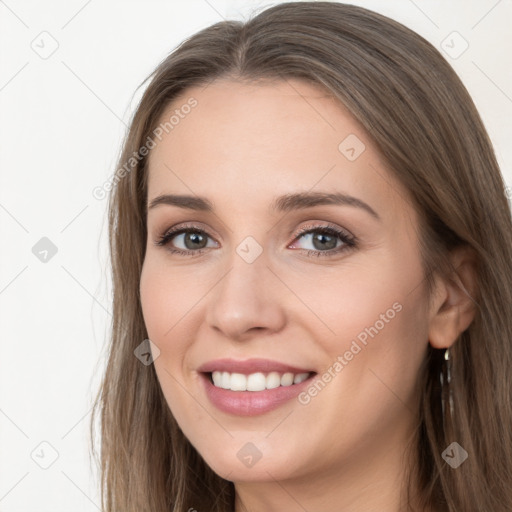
139, 78, 477, 511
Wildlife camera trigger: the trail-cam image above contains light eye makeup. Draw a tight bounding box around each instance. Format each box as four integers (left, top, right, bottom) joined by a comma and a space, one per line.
153, 221, 358, 258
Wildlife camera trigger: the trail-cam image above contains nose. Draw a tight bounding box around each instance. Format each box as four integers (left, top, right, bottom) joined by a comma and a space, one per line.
205, 247, 287, 341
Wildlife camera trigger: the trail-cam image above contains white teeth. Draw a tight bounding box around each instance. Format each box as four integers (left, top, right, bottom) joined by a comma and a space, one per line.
266, 371, 281, 389
293, 373, 309, 384
247, 372, 266, 391
211, 370, 311, 391
221, 371, 230, 389
230, 373, 247, 391
280, 372, 294, 386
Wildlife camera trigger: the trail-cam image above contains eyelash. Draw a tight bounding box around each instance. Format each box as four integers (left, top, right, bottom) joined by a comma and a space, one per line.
154, 222, 357, 258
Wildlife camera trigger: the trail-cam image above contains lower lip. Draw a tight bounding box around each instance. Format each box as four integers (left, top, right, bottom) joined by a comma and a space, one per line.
199, 372, 316, 416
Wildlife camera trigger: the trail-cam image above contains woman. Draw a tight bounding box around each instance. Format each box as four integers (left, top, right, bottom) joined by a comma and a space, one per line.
91, 2, 512, 511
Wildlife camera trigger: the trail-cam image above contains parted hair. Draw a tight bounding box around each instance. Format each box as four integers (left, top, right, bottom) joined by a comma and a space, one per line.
91, 2, 512, 511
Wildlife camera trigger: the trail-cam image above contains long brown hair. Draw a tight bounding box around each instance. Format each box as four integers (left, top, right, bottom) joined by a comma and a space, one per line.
90, 2, 512, 510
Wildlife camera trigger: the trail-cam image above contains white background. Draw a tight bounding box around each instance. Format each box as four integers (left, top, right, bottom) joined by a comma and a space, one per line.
0, 0, 511, 510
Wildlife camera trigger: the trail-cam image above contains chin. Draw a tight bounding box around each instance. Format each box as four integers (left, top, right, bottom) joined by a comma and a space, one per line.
191, 438, 305, 483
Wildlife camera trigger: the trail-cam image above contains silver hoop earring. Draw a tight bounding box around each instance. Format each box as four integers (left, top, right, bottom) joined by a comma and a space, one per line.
440, 347, 454, 431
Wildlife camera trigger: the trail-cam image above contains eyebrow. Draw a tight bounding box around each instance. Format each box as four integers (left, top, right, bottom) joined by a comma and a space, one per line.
147, 191, 380, 220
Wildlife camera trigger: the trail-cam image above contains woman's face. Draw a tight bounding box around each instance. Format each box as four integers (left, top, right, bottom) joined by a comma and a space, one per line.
140, 78, 432, 484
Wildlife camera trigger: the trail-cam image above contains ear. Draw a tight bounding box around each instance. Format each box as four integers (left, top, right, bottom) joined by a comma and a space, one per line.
428, 245, 479, 350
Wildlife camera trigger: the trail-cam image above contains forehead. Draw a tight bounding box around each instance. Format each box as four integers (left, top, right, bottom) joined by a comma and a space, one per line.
146, 78, 413, 223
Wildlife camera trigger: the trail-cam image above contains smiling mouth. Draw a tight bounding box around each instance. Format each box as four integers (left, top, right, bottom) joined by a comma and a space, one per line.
204, 370, 317, 392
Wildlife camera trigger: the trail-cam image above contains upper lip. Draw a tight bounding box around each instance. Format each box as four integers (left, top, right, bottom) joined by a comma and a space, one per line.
197, 358, 315, 375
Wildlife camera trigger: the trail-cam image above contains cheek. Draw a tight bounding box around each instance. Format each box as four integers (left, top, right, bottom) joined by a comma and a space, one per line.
139, 262, 192, 395
139, 261, 198, 414
139, 258, 195, 341
139, 256, 210, 395
286, 258, 408, 342
140, 265, 168, 339
291, 250, 429, 386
